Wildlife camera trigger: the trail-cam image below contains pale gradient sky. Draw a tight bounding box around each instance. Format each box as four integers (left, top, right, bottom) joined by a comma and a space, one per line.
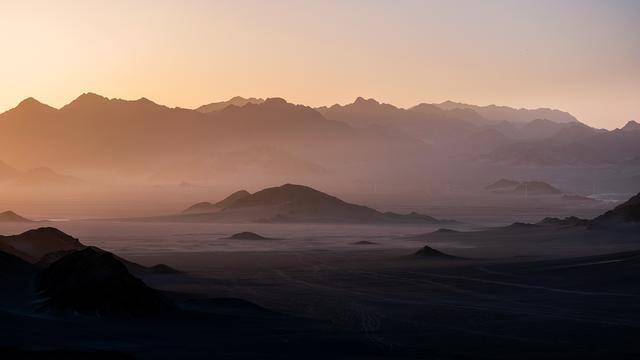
0, 0, 637, 129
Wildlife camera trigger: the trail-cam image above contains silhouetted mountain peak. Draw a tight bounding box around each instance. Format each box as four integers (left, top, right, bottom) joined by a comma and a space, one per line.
621, 120, 640, 132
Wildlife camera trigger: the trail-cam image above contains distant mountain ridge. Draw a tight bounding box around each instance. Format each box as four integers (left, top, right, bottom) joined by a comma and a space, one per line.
196, 96, 264, 113
434, 100, 579, 124
1, 92, 634, 196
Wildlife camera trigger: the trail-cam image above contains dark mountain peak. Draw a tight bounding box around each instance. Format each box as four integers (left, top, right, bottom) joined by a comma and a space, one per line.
36, 247, 173, 317
621, 120, 640, 132
0, 210, 32, 223
593, 192, 640, 225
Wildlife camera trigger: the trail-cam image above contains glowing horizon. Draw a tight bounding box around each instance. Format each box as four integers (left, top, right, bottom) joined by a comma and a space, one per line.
1, 0, 637, 129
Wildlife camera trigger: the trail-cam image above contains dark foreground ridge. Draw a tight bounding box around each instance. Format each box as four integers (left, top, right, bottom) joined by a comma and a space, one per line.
36, 247, 174, 317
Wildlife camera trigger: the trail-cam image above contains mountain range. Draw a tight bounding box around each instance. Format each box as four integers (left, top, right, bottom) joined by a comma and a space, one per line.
1, 93, 638, 196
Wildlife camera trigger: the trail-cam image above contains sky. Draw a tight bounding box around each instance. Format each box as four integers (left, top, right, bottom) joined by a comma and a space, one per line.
0, 0, 637, 129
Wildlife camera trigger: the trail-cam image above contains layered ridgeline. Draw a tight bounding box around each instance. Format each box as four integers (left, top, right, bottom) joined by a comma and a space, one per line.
176, 184, 454, 224
1, 93, 637, 196
413, 192, 640, 256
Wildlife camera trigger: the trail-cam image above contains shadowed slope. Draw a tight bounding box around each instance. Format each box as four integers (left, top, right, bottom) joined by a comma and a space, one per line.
36, 247, 174, 317
592, 192, 640, 225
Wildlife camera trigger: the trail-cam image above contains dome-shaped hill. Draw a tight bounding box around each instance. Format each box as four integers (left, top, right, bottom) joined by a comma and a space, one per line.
36, 247, 173, 317
178, 184, 453, 224
228, 232, 272, 240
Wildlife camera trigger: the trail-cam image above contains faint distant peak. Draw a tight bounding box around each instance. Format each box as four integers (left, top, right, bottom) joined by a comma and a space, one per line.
196, 96, 264, 113
621, 120, 640, 132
